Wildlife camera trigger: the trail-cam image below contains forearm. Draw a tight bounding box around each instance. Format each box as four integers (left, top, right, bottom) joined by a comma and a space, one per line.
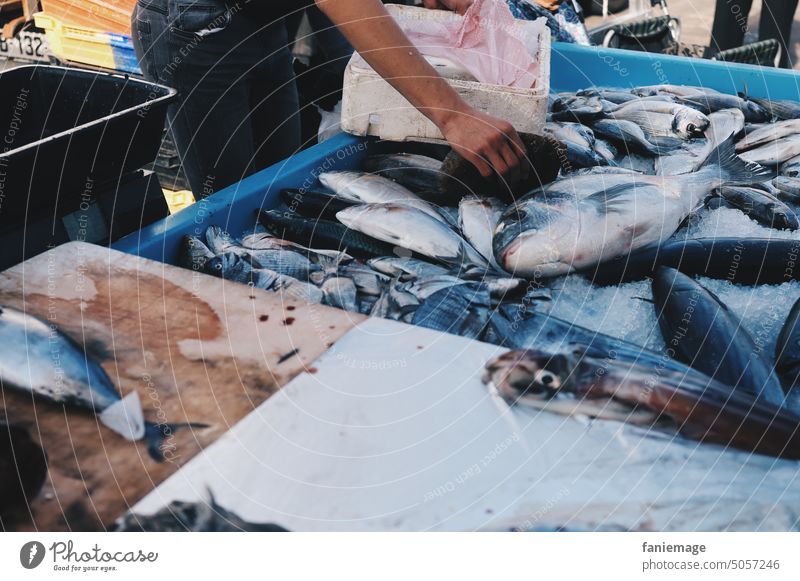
314, 0, 467, 129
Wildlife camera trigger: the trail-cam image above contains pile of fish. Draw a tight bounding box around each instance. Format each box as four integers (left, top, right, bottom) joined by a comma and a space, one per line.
176, 83, 800, 460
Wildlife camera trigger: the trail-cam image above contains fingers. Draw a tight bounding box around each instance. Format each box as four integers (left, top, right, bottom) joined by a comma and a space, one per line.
465, 149, 493, 179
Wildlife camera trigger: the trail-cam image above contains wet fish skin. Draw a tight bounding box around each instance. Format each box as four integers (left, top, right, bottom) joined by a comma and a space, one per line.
712, 185, 799, 230
652, 267, 786, 406
279, 188, 355, 221
679, 94, 770, 122
482, 347, 800, 459
590, 119, 671, 156
321, 276, 358, 312
337, 203, 489, 268
205, 226, 241, 256
775, 298, 800, 413
411, 284, 491, 340
458, 196, 506, 270
178, 235, 215, 271
366, 256, 450, 279
735, 119, 800, 152
748, 96, 800, 120
772, 176, 800, 202
581, 237, 800, 286
241, 232, 354, 266
495, 136, 770, 278
740, 134, 800, 165
319, 170, 445, 223
361, 153, 442, 192
608, 100, 710, 139
257, 208, 396, 259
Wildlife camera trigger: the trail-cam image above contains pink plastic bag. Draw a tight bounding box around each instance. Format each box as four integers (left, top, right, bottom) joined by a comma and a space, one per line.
399, 0, 544, 88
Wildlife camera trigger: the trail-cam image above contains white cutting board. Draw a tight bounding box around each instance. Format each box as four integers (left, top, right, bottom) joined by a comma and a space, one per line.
131, 318, 800, 531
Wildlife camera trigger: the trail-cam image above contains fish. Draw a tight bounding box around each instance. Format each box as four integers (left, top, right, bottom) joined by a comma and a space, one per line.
178, 235, 215, 271
241, 247, 322, 282
458, 196, 506, 270
205, 252, 259, 285
652, 267, 786, 406
735, 119, 800, 152
711, 185, 799, 230
590, 119, 676, 156
361, 153, 442, 192
321, 276, 358, 312
772, 176, 800, 202
616, 153, 655, 174
0, 306, 200, 460
240, 232, 353, 266
780, 153, 800, 177
740, 134, 800, 165
633, 84, 721, 99
411, 284, 491, 340
608, 99, 710, 139
593, 138, 617, 163
318, 171, 446, 223
748, 96, 800, 120
257, 208, 396, 259
580, 237, 800, 286
114, 496, 288, 532
279, 188, 355, 221
576, 88, 639, 104
261, 269, 325, 304
366, 256, 451, 279
494, 136, 770, 278
656, 108, 745, 176
370, 281, 419, 321
679, 94, 770, 122
482, 347, 800, 459
205, 226, 241, 255
336, 204, 489, 268
775, 298, 800, 413
550, 95, 607, 123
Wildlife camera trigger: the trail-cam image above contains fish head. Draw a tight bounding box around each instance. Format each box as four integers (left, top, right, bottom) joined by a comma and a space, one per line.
493, 199, 576, 278
673, 109, 710, 138
483, 349, 575, 404
744, 100, 771, 123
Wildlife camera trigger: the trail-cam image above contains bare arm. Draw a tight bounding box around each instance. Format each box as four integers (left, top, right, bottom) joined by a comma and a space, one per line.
314, 0, 527, 181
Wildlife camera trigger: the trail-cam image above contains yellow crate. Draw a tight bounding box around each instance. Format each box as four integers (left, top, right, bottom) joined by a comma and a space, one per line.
34, 12, 119, 71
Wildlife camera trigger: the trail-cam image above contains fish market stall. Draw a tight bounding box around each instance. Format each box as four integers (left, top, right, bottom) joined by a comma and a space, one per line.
101, 42, 800, 531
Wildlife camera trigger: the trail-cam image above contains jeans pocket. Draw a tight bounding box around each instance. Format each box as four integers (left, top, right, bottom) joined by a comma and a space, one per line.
170, 1, 231, 38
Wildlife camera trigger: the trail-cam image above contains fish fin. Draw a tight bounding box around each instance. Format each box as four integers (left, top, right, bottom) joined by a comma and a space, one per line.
699, 134, 772, 184
582, 182, 639, 214
144, 421, 209, 462
646, 135, 684, 153
99, 391, 145, 441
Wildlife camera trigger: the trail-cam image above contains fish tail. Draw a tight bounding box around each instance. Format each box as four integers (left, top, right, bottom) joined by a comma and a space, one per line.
144, 421, 208, 463
99, 391, 145, 442
699, 134, 771, 185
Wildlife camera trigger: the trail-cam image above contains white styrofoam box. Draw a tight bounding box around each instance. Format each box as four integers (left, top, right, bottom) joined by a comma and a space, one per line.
341, 5, 551, 143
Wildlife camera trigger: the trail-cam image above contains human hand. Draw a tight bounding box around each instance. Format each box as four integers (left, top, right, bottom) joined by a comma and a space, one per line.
422, 0, 474, 15
439, 106, 529, 184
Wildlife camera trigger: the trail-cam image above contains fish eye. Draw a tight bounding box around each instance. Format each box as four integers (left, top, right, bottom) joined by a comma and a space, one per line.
687, 123, 696, 133
533, 369, 561, 392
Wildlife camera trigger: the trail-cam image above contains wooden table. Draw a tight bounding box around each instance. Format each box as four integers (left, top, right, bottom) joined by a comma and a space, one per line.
0, 242, 364, 531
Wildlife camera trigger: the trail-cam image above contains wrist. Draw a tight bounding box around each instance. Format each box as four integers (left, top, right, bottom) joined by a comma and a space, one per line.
430, 98, 473, 133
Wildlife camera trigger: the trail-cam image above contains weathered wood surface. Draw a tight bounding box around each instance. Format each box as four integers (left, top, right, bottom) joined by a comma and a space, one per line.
0, 242, 364, 531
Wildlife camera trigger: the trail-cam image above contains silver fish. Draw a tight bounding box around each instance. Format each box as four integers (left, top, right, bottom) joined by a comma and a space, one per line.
319, 171, 446, 223
780, 153, 800, 177
337, 204, 489, 268
740, 134, 800, 165
411, 284, 491, 340
241, 232, 353, 266
321, 276, 358, 312
609, 100, 710, 138
339, 263, 389, 297
361, 153, 442, 192
593, 139, 617, 162
244, 248, 321, 281
179, 235, 215, 270
616, 154, 655, 174
366, 256, 450, 279
590, 119, 670, 156
735, 118, 800, 152
458, 196, 506, 270
0, 306, 143, 442
259, 269, 325, 304
205, 226, 241, 255
494, 137, 770, 278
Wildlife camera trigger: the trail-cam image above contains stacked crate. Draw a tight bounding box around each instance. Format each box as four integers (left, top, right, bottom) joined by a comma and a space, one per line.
34, 0, 140, 74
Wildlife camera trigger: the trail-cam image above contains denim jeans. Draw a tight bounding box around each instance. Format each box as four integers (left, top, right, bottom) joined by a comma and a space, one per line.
132, 0, 301, 197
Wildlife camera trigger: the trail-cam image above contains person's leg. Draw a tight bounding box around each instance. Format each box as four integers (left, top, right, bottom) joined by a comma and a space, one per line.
709, 0, 754, 54
758, 0, 799, 67
250, 21, 303, 170
133, 0, 259, 197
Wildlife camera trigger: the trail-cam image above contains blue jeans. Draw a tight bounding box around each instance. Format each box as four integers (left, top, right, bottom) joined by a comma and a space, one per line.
132, 0, 301, 197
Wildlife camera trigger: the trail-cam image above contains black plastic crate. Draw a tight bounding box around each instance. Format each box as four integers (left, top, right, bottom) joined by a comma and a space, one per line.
0, 64, 176, 227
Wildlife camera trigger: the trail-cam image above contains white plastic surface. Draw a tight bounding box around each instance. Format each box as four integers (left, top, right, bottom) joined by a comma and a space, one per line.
130, 318, 800, 532
340, 5, 551, 143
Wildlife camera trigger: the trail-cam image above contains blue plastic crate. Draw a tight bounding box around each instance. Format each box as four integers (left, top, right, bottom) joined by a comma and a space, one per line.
113, 43, 800, 264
